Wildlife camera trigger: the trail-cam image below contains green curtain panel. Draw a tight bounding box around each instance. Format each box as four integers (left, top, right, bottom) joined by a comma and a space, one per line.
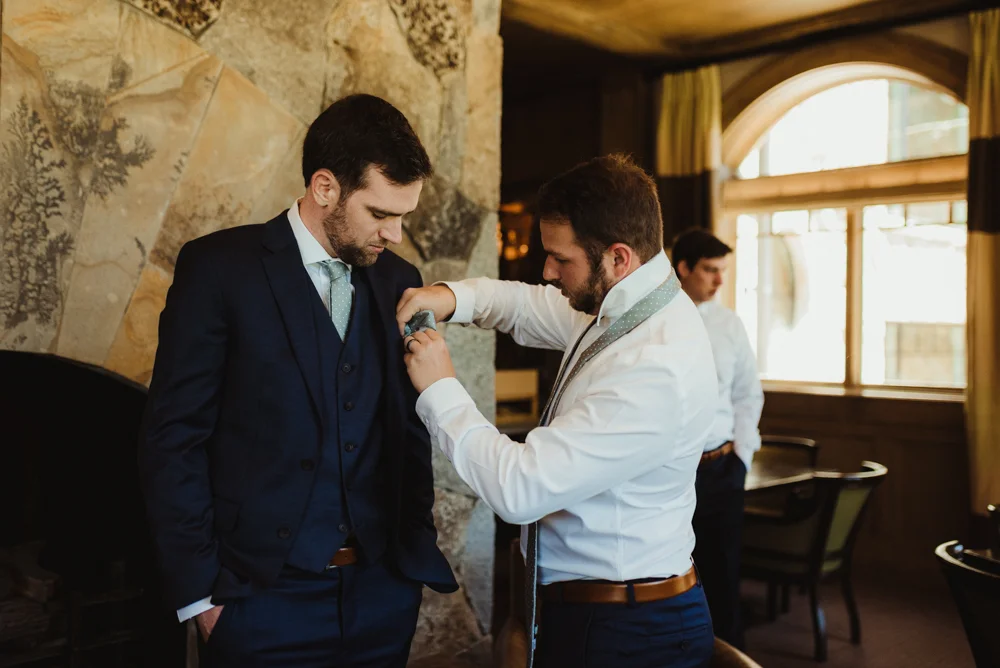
966, 9, 1000, 513
655, 65, 722, 246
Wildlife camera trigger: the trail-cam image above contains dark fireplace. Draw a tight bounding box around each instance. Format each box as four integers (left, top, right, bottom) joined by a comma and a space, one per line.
0, 352, 184, 667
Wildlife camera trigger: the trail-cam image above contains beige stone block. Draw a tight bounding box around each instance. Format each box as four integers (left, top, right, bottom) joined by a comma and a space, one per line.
148, 65, 304, 272
247, 125, 306, 225
197, 0, 342, 124
472, 0, 501, 33
461, 29, 502, 211
115, 4, 207, 89
326, 0, 443, 167
105, 262, 171, 384
56, 54, 222, 363
436, 70, 468, 187
4, 0, 121, 88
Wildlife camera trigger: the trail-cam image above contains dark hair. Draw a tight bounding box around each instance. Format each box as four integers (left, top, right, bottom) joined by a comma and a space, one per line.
670, 228, 732, 272
302, 94, 432, 195
536, 153, 664, 265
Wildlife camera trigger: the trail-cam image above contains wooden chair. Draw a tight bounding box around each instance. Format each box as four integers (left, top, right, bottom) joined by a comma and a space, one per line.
711, 637, 763, 667
936, 540, 1000, 668
742, 461, 887, 662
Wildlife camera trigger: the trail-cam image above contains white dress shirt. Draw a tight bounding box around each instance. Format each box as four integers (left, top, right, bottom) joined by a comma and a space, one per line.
697, 300, 764, 470
416, 251, 719, 585
176, 201, 350, 623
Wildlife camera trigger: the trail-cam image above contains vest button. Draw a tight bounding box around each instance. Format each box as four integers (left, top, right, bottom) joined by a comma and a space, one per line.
344, 401, 354, 411
300, 459, 315, 471
277, 527, 291, 539
345, 442, 357, 453
341, 363, 353, 374
338, 523, 349, 533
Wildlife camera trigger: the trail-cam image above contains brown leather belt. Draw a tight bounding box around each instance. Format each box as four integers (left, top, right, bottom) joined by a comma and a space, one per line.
325, 547, 358, 569
700, 441, 733, 464
539, 567, 698, 604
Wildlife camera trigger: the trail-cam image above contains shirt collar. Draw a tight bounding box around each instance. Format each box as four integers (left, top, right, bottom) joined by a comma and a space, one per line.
595, 250, 673, 326
286, 199, 351, 273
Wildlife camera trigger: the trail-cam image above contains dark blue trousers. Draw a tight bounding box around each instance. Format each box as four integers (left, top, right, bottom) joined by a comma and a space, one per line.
535, 581, 714, 667
693, 450, 747, 649
200, 560, 423, 667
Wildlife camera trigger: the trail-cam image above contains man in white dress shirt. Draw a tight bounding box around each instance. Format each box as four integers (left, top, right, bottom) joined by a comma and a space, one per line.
673, 228, 765, 650
398, 155, 719, 667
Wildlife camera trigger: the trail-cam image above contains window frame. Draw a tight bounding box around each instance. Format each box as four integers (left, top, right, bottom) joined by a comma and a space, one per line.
721, 155, 967, 396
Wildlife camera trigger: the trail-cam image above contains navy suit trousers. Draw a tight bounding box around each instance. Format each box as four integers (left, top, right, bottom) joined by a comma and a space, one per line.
693, 451, 748, 649
535, 581, 714, 667
200, 559, 423, 667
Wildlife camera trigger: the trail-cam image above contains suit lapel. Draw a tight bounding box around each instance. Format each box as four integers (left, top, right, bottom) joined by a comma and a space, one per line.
261, 215, 324, 420
358, 263, 405, 448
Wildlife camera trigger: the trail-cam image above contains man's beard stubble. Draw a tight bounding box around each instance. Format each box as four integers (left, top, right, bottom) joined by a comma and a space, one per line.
321, 201, 386, 268
557, 260, 614, 315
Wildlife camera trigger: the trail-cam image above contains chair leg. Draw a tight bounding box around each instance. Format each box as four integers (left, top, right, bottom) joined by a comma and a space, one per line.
781, 584, 791, 613
766, 583, 778, 621
842, 570, 861, 644
809, 584, 828, 662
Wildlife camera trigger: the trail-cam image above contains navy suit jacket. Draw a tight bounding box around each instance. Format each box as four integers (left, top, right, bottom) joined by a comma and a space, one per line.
139, 213, 457, 611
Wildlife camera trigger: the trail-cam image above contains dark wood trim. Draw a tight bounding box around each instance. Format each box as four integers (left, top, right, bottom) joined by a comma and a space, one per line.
663, 0, 997, 70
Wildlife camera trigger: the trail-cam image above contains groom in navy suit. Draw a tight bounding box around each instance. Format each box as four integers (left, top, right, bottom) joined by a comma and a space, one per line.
139, 94, 457, 667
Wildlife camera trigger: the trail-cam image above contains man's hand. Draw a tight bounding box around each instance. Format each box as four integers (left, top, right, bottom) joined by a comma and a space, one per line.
403, 329, 457, 393
196, 605, 225, 642
396, 285, 457, 336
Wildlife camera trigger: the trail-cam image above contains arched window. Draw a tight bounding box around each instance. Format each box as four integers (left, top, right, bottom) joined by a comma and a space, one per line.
724, 79, 968, 389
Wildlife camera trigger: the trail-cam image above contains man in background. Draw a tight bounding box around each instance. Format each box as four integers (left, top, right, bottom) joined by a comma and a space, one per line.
673, 228, 764, 650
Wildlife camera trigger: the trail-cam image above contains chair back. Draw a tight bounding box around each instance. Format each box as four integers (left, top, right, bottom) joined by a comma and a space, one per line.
988, 504, 1000, 553
816, 462, 888, 572
710, 637, 763, 667
743, 462, 887, 580
936, 540, 1000, 668
756, 435, 820, 468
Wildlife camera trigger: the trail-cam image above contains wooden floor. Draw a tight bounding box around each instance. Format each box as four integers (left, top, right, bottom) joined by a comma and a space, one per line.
742, 576, 974, 668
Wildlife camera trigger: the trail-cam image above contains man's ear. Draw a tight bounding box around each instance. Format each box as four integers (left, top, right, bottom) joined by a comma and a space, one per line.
676, 259, 690, 279
607, 243, 634, 279
309, 169, 341, 208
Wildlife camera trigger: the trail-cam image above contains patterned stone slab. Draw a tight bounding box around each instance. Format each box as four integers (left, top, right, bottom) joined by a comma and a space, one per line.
119, 0, 222, 39
0, 0, 123, 351
56, 53, 223, 363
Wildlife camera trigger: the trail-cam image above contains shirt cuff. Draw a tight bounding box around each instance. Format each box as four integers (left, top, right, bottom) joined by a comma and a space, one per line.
438, 281, 475, 324
416, 378, 476, 427
177, 596, 215, 623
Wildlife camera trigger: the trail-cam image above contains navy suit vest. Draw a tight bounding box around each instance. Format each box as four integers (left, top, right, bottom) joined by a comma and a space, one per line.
286, 269, 389, 572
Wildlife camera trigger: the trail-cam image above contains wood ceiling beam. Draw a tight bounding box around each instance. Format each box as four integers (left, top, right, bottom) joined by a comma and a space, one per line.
504, 0, 1000, 65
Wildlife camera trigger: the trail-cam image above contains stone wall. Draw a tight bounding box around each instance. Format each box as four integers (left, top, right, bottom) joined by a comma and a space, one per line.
0, 0, 501, 663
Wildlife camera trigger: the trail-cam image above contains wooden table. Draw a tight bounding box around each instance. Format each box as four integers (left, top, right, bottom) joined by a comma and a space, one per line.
746, 460, 816, 493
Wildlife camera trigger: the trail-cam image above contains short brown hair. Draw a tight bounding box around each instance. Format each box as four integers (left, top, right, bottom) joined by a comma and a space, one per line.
303, 94, 432, 196
536, 154, 664, 265
670, 228, 732, 272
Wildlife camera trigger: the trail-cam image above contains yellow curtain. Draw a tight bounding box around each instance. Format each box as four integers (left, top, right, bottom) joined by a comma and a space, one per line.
966, 8, 1000, 513
655, 66, 722, 244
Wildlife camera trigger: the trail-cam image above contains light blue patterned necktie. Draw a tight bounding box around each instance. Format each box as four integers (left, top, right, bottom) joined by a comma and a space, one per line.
523, 269, 683, 668
320, 259, 352, 340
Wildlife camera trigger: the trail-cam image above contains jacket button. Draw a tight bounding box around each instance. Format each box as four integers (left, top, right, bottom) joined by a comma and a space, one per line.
680, 640, 690, 650
338, 523, 349, 533
345, 442, 357, 453
300, 459, 315, 471
277, 527, 291, 539
341, 363, 353, 374
344, 401, 354, 411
